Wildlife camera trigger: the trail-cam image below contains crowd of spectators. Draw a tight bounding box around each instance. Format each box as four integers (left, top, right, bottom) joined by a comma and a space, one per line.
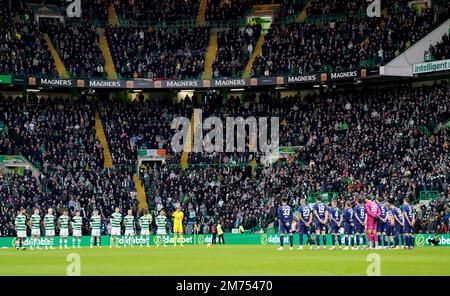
252, 0, 450, 76
425, 33, 450, 62
106, 26, 209, 79
0, 3, 56, 77
40, 18, 106, 78
0, 94, 137, 236
113, 0, 199, 23
213, 24, 261, 78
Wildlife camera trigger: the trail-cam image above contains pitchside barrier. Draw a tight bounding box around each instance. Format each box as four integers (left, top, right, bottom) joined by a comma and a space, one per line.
1, 233, 449, 248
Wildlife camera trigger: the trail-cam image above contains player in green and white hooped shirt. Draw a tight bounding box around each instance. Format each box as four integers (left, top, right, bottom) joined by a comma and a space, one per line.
110, 207, 122, 248
124, 209, 135, 247
90, 210, 101, 248
29, 208, 41, 249
71, 211, 83, 248
156, 210, 167, 247
44, 208, 56, 249
15, 208, 27, 250
139, 209, 152, 247
58, 210, 70, 249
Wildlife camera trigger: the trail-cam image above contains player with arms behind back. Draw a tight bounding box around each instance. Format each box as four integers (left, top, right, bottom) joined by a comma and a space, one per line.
139, 209, 152, 247
156, 210, 167, 247
90, 209, 101, 248
110, 207, 122, 248
389, 199, 405, 249
403, 198, 415, 249
277, 197, 294, 251
124, 209, 136, 247
354, 198, 367, 249
29, 208, 41, 250
343, 201, 355, 250
313, 196, 328, 250
15, 208, 27, 250
172, 206, 184, 247
376, 196, 389, 249
44, 208, 56, 249
58, 209, 69, 249
297, 198, 313, 250
328, 200, 343, 250
72, 211, 83, 248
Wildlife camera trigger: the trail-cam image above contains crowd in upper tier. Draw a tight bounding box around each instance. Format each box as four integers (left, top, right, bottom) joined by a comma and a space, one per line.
425, 33, 450, 62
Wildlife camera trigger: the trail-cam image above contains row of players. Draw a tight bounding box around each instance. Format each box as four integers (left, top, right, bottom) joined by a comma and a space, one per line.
13, 207, 185, 249
277, 195, 415, 250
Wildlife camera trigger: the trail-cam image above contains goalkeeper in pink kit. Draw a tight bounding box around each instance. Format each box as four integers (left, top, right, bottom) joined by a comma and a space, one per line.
364, 196, 381, 249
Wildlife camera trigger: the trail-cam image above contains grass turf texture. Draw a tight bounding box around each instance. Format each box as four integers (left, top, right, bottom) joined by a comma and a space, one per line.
1, 245, 449, 276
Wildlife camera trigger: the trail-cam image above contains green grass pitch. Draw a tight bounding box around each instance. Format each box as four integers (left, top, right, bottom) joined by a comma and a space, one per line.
1, 245, 449, 276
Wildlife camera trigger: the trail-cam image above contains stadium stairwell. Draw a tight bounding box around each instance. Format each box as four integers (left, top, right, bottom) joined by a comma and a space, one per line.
108, 3, 120, 27
43, 34, 69, 79
242, 33, 266, 78
98, 28, 118, 80
196, 0, 207, 26
201, 30, 218, 79
297, 0, 312, 22
133, 175, 149, 214
94, 112, 113, 169
180, 109, 201, 169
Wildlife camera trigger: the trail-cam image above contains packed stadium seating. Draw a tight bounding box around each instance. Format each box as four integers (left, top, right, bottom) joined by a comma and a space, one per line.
425, 33, 450, 62
213, 24, 262, 77
105, 26, 209, 79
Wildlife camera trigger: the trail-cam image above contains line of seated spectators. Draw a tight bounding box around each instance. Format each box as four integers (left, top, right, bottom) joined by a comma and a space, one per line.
39, 18, 106, 78
213, 24, 261, 78
106, 26, 209, 79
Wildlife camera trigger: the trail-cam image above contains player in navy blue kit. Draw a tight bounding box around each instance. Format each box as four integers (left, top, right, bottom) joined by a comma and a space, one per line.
389, 199, 405, 249
385, 207, 394, 249
343, 201, 355, 250
313, 196, 328, 250
376, 196, 389, 249
402, 198, 415, 249
328, 200, 343, 250
297, 198, 313, 250
277, 197, 294, 250
354, 198, 367, 249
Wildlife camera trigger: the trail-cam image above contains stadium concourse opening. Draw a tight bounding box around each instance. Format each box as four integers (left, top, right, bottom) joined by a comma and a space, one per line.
0, 0, 450, 278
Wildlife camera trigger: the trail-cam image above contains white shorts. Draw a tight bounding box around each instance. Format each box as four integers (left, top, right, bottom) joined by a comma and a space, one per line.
91, 229, 100, 237
31, 229, 40, 236
157, 229, 166, 235
60, 229, 69, 237
125, 229, 135, 236
111, 227, 121, 236
46, 230, 55, 237
73, 230, 82, 237
17, 231, 27, 238
140, 230, 150, 235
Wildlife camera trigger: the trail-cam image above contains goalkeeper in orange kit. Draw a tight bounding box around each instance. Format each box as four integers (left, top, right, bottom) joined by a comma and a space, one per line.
172, 206, 184, 247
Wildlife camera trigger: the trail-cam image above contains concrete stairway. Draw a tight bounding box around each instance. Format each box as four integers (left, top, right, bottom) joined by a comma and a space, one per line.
43, 34, 69, 78
94, 112, 113, 169
242, 33, 266, 78
197, 0, 208, 26
201, 30, 218, 79
98, 28, 118, 80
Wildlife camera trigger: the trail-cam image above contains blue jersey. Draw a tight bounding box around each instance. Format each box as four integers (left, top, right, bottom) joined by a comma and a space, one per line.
391, 207, 404, 225
329, 207, 342, 224
278, 205, 293, 224
386, 209, 392, 223
378, 203, 388, 220
403, 204, 414, 222
344, 208, 354, 223
313, 202, 328, 220
298, 205, 312, 223
354, 204, 366, 224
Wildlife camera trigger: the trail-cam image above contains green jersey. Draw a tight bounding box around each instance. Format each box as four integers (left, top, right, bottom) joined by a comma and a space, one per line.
90, 215, 101, 230
139, 214, 152, 230
72, 216, 83, 231
58, 215, 69, 229
124, 215, 135, 230
111, 212, 122, 228
15, 214, 27, 231
31, 214, 41, 230
156, 215, 167, 229
44, 214, 55, 230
